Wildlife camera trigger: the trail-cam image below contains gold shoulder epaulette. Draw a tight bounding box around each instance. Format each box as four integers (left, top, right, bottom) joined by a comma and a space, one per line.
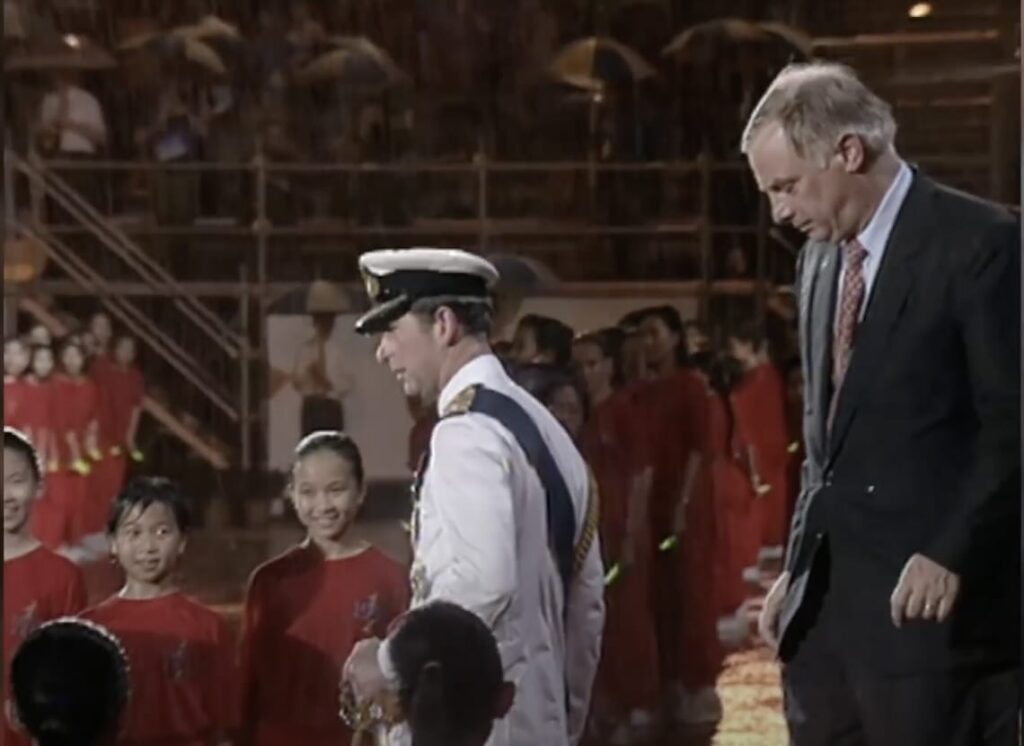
442, 384, 480, 418
574, 467, 600, 575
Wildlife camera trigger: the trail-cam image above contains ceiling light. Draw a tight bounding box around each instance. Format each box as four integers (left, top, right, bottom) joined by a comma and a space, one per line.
908, 2, 933, 18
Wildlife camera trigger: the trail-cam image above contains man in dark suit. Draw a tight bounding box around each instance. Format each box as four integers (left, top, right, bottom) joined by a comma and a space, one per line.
742, 61, 1020, 745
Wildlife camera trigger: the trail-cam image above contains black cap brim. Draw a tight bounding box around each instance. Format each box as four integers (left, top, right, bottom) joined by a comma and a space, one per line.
354, 294, 411, 335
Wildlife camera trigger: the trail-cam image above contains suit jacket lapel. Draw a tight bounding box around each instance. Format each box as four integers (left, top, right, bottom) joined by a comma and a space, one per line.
826, 175, 933, 465
806, 242, 840, 469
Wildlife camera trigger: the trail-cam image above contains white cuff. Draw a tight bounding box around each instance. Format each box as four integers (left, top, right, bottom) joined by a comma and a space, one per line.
378, 638, 399, 686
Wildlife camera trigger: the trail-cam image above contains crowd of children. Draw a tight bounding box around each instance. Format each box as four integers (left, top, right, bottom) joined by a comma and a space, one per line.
3, 313, 145, 555
3, 425, 411, 746
4, 304, 800, 746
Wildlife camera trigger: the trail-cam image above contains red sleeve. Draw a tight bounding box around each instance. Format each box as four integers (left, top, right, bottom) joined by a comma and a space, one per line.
238, 571, 265, 726
210, 616, 242, 734
59, 564, 88, 616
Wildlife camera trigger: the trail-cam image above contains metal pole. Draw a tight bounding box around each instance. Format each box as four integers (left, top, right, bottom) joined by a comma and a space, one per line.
477, 149, 488, 253
754, 193, 768, 332
240, 264, 251, 471
253, 151, 269, 473
698, 150, 713, 321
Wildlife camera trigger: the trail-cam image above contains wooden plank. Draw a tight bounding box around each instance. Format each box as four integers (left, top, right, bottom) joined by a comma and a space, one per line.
812, 29, 1001, 49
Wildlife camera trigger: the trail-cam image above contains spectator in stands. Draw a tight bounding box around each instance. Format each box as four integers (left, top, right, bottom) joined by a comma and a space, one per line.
511, 314, 574, 367
37, 72, 107, 158
9, 618, 129, 746
286, 0, 327, 68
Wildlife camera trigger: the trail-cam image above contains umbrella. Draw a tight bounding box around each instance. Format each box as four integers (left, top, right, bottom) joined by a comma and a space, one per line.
296, 37, 409, 90
548, 36, 658, 92
5, 35, 116, 71
663, 18, 812, 63
118, 15, 241, 51
486, 253, 560, 294
117, 15, 238, 77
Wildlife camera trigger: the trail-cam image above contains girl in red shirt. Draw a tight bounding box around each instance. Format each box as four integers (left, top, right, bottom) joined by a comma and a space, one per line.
634, 306, 722, 726
240, 432, 409, 746
573, 330, 660, 743
81, 477, 239, 746
24, 346, 64, 549
3, 338, 32, 436
88, 334, 144, 536
48, 336, 101, 545
4, 427, 87, 746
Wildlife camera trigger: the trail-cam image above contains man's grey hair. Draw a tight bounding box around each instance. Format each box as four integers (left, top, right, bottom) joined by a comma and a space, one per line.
741, 62, 897, 165
410, 297, 493, 338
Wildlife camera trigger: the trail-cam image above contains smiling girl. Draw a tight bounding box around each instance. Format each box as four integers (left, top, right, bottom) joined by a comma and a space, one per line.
240, 431, 408, 746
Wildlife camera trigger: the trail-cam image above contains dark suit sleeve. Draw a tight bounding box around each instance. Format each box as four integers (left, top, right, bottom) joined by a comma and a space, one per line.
925, 219, 1021, 573
783, 241, 814, 572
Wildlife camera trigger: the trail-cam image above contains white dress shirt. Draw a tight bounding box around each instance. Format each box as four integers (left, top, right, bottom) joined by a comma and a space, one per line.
39, 85, 107, 155
383, 353, 605, 746
835, 161, 913, 325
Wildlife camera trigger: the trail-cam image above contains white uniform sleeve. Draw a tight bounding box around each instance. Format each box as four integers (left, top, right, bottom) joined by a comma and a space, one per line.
427, 416, 518, 626
564, 523, 604, 745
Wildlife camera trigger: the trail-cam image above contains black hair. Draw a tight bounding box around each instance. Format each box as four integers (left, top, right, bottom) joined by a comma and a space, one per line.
574, 328, 625, 388
4, 427, 42, 485
617, 309, 648, 333
107, 476, 191, 536
11, 618, 130, 746
516, 314, 575, 367
635, 305, 687, 365
293, 430, 365, 486
726, 319, 767, 349
513, 363, 589, 425
389, 601, 505, 746
707, 355, 741, 451
410, 298, 493, 338
57, 334, 86, 359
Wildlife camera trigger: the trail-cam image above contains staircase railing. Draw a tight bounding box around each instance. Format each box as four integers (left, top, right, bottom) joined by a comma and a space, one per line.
8, 149, 242, 358
13, 218, 239, 421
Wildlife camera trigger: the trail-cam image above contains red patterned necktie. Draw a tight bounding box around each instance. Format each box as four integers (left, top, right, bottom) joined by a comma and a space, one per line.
828, 240, 869, 430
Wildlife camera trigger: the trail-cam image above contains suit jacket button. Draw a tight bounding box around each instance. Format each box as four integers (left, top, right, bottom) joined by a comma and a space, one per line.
866, 485, 875, 494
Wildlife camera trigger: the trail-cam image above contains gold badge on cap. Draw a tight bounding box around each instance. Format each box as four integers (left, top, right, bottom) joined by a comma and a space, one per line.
362, 272, 381, 301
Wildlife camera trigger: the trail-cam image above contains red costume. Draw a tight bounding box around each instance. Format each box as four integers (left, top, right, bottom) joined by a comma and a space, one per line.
581, 390, 659, 718
3, 376, 29, 434
706, 390, 757, 617
240, 545, 408, 746
45, 375, 99, 544
633, 368, 718, 688
3, 547, 87, 746
87, 356, 142, 532
731, 362, 790, 554
82, 593, 239, 746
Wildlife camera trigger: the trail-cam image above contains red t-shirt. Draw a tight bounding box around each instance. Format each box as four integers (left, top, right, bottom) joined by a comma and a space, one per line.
632, 368, 708, 522
3, 546, 87, 746
3, 377, 29, 433
19, 379, 55, 449
51, 375, 99, 467
731, 362, 789, 482
581, 391, 650, 559
107, 365, 144, 447
81, 592, 239, 746
89, 353, 118, 447
240, 545, 409, 746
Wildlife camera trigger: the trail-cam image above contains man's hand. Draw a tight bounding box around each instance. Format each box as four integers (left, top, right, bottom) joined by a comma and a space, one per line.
341, 638, 388, 704
890, 553, 960, 628
759, 571, 790, 653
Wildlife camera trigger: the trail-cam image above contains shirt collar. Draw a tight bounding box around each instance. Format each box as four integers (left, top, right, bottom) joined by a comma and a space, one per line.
436, 352, 504, 416
853, 160, 913, 258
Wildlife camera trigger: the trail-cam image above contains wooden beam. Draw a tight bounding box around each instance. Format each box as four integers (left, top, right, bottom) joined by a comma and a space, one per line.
11, 278, 779, 299
813, 29, 1001, 49
15, 298, 231, 470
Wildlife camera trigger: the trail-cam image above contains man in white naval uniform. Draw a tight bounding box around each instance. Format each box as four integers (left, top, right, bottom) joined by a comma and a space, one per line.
341, 248, 605, 746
